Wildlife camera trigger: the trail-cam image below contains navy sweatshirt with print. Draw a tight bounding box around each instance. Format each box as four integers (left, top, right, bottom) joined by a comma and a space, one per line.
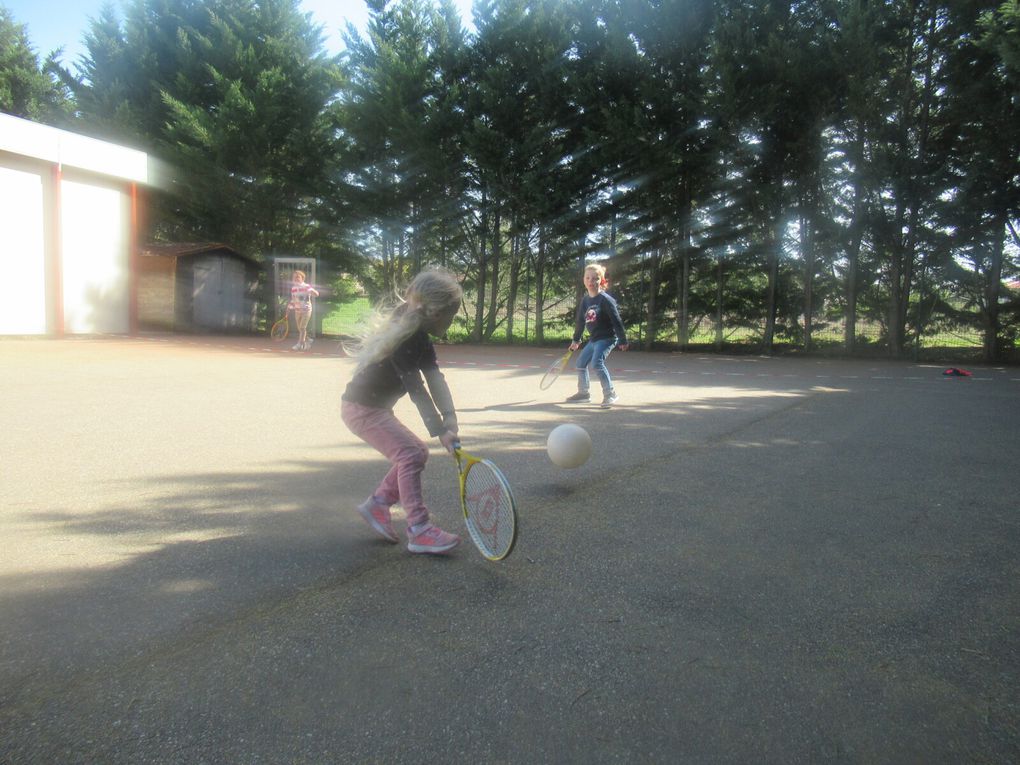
572, 291, 628, 345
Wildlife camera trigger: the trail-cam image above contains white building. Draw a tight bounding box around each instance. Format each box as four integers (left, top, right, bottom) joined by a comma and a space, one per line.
0, 113, 160, 336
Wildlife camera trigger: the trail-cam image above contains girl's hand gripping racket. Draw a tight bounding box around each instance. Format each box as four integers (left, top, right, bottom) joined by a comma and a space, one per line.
451, 440, 518, 561
539, 347, 574, 390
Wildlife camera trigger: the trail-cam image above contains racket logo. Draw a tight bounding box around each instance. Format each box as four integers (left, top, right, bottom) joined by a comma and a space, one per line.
453, 444, 518, 561
465, 484, 502, 545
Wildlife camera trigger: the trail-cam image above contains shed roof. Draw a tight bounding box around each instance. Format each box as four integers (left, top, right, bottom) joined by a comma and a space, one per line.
142, 242, 261, 266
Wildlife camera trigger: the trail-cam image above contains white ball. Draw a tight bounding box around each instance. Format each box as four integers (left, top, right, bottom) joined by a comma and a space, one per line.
547, 423, 592, 469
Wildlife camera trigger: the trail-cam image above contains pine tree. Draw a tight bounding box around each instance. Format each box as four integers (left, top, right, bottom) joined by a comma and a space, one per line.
941, 0, 1020, 361
0, 7, 74, 124
339, 0, 472, 296
67, 0, 344, 260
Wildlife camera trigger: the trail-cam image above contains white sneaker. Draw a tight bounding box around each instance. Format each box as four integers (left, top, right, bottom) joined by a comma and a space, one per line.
292, 342, 302, 350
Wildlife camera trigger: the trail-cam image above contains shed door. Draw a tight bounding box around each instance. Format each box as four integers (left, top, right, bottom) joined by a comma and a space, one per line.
221, 257, 246, 329
193, 256, 247, 330
192, 257, 222, 329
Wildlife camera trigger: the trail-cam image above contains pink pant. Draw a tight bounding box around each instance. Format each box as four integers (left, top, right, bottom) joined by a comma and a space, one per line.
341, 400, 430, 527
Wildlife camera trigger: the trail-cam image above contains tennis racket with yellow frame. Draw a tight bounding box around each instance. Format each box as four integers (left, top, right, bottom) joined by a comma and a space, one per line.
539, 346, 575, 390
452, 440, 518, 561
270, 302, 292, 341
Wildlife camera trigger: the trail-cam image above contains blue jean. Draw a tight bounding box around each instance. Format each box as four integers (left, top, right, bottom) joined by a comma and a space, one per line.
576, 338, 618, 395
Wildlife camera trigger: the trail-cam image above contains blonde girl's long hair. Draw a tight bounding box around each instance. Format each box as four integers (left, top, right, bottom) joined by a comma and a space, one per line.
350, 269, 463, 373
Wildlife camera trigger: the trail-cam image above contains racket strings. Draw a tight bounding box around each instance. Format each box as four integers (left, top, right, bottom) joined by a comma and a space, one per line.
540, 356, 569, 390
463, 463, 515, 557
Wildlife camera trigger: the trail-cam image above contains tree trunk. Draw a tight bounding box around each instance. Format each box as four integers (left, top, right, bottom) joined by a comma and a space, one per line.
675, 190, 693, 350
535, 227, 546, 344
763, 222, 779, 353
486, 205, 501, 339
714, 255, 724, 350
677, 235, 691, 350
802, 207, 815, 353
984, 211, 1006, 362
844, 127, 865, 352
645, 249, 661, 347
506, 231, 522, 343
410, 201, 422, 274
888, 234, 903, 356
472, 200, 488, 343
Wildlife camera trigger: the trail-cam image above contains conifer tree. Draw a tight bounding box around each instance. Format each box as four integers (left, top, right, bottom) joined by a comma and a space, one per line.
0, 7, 74, 124
941, 0, 1020, 361
67, 0, 343, 260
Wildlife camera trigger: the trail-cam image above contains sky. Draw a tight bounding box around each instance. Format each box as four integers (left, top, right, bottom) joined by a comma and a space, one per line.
4, 0, 476, 65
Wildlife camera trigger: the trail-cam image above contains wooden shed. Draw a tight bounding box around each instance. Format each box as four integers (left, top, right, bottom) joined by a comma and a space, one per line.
138, 243, 261, 333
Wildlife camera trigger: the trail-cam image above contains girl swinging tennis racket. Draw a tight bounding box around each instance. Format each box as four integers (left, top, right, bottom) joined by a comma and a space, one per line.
341, 269, 463, 554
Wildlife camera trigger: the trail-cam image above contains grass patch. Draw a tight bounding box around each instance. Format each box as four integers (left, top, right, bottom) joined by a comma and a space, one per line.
320, 298, 372, 337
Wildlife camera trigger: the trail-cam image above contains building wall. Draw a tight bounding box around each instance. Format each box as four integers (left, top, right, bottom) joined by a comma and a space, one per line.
137, 255, 178, 331
0, 114, 149, 336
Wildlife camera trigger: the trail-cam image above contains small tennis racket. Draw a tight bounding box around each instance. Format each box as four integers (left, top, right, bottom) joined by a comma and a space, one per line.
452, 440, 518, 561
539, 347, 574, 390
270, 304, 291, 341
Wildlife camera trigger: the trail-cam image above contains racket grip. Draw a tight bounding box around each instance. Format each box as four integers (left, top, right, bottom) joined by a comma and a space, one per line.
451, 439, 462, 451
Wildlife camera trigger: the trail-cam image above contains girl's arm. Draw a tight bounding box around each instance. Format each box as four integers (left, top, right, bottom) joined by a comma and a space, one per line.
606, 296, 629, 347
423, 367, 457, 434
572, 299, 586, 344
395, 368, 447, 437
388, 354, 457, 443
390, 336, 456, 444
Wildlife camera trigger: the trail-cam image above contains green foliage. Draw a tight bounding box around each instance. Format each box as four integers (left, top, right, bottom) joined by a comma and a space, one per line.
978, 0, 1020, 81
63, 0, 346, 265
330, 273, 363, 302
6, 0, 1016, 360
320, 296, 372, 336
0, 7, 74, 123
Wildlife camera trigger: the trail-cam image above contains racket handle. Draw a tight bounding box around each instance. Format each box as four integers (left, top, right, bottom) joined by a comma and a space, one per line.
451, 439, 462, 451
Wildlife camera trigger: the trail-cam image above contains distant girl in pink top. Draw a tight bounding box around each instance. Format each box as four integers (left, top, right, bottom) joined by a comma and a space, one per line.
289, 271, 319, 351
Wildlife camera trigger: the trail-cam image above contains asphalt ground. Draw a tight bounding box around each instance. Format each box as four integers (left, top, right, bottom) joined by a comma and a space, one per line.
1, 335, 1018, 764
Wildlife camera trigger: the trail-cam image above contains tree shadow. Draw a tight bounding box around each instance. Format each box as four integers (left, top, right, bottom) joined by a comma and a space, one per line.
0, 450, 464, 707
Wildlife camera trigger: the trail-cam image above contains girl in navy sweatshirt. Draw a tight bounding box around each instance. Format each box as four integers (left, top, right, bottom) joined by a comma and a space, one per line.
566, 263, 629, 408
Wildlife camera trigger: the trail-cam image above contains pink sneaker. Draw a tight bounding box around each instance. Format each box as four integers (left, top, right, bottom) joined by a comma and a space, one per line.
356, 497, 398, 543
407, 524, 461, 554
